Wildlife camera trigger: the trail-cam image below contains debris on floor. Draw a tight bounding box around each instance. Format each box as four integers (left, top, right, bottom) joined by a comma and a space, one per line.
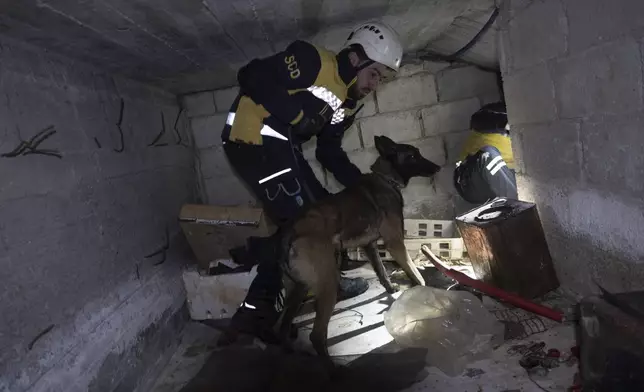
385, 285, 504, 376
153, 261, 580, 392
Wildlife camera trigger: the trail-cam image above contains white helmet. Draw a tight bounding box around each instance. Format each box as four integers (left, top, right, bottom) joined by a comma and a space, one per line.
344, 21, 403, 72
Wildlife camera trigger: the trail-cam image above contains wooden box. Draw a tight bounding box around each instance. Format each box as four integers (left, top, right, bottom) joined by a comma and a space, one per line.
179, 204, 274, 272
455, 198, 559, 299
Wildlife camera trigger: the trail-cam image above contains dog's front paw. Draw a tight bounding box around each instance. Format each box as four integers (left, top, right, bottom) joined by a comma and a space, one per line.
385, 282, 400, 294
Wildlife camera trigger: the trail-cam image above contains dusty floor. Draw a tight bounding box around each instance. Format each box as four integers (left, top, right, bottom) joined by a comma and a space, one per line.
151, 264, 579, 392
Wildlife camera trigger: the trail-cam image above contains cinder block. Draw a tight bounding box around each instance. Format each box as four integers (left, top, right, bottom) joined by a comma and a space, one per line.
423, 61, 450, 74
421, 98, 481, 137
553, 38, 643, 118
347, 148, 379, 173
360, 110, 422, 147
513, 120, 582, 182
342, 124, 363, 152
376, 74, 438, 112
198, 146, 234, 179
480, 91, 503, 106
301, 138, 317, 161
503, 63, 556, 125
409, 136, 447, 166
203, 174, 256, 206
306, 159, 327, 188
581, 112, 644, 195
190, 114, 226, 149
183, 266, 258, 320
402, 179, 455, 220
397, 62, 425, 77
444, 130, 470, 165
507, 0, 567, 70
213, 87, 239, 113
325, 174, 344, 194
437, 66, 498, 102
182, 92, 216, 118
566, 0, 644, 52
356, 94, 377, 118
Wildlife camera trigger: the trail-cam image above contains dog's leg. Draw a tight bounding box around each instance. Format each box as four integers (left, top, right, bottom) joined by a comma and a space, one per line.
363, 242, 398, 293
277, 282, 308, 346
385, 238, 426, 286
310, 274, 337, 372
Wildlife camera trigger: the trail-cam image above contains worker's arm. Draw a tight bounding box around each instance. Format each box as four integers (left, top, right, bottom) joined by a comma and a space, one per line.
237, 40, 321, 125
315, 121, 363, 188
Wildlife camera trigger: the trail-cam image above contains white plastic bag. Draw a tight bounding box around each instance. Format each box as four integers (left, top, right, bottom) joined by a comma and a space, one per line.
384, 286, 504, 376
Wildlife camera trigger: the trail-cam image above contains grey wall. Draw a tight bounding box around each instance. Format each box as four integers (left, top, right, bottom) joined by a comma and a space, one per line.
183, 61, 500, 220
499, 0, 644, 296
0, 36, 197, 392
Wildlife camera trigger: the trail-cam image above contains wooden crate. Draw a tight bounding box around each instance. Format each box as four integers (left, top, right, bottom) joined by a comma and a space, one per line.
455, 198, 559, 299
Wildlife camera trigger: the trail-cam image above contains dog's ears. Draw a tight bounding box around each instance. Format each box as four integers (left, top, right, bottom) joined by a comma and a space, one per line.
374, 135, 396, 156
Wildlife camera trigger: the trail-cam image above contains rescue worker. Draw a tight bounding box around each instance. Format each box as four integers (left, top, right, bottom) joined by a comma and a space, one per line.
453, 102, 518, 204
219, 21, 403, 343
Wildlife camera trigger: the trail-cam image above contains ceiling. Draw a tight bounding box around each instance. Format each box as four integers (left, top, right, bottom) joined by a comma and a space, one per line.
0, 0, 499, 94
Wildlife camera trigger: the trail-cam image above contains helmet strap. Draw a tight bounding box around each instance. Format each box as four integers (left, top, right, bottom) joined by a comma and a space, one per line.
355, 59, 374, 72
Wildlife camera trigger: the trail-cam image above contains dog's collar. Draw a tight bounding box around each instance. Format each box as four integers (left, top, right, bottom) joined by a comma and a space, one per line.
370, 158, 407, 189
373, 170, 405, 189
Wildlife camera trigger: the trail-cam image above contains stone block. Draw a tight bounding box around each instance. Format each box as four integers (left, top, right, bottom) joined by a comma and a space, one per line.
409, 136, 447, 167
198, 146, 234, 179
553, 38, 642, 118
397, 62, 425, 77
444, 130, 470, 164
342, 124, 363, 152
423, 61, 450, 74
581, 112, 644, 195
203, 175, 256, 206
356, 93, 377, 118
360, 110, 422, 147
183, 266, 258, 320
503, 63, 557, 125
437, 66, 499, 102
301, 138, 317, 161
507, 0, 567, 70
181, 92, 216, 118
307, 159, 327, 188
513, 120, 582, 182
402, 179, 454, 220
566, 0, 644, 52
347, 148, 379, 173
213, 87, 239, 113
376, 74, 438, 112
190, 114, 226, 149
421, 98, 481, 137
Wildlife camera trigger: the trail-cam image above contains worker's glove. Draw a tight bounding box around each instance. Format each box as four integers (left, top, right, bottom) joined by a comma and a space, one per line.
292, 111, 328, 138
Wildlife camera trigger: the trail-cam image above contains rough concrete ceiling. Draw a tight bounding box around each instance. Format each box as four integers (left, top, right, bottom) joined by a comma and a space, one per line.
0, 0, 499, 94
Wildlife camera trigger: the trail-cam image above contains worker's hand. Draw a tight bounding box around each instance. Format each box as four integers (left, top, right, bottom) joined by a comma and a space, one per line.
292, 111, 327, 138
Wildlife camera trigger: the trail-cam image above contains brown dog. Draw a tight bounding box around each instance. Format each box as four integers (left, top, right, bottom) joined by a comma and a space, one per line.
275, 135, 441, 370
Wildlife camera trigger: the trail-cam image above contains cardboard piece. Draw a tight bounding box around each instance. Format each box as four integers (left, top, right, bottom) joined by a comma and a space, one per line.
179, 204, 274, 271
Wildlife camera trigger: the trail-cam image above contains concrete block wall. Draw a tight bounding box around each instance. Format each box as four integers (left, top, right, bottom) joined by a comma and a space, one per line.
184, 64, 500, 219
181, 87, 257, 207
0, 37, 196, 392
317, 63, 500, 219
498, 0, 644, 296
